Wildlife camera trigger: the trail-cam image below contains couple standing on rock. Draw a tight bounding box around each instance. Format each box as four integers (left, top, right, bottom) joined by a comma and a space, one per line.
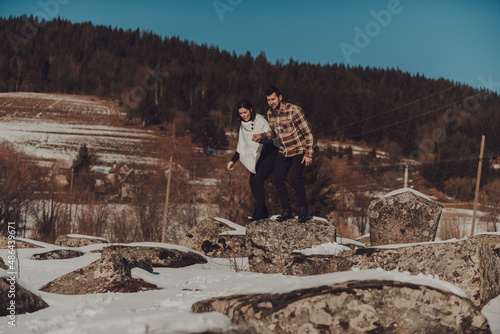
227, 86, 314, 224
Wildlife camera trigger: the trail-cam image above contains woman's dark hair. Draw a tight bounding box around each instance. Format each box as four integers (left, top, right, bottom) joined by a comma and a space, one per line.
236, 99, 256, 122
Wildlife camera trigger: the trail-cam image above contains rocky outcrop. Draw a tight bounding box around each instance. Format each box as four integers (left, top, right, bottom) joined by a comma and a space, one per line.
368, 189, 442, 246
30, 249, 85, 260
192, 280, 490, 333
287, 253, 340, 276
0, 257, 6, 270
335, 238, 500, 307
355, 235, 370, 247
105, 245, 207, 267
40, 246, 157, 294
55, 234, 109, 247
246, 218, 336, 275
472, 234, 500, 257
0, 236, 42, 249
180, 218, 246, 258
0, 277, 49, 316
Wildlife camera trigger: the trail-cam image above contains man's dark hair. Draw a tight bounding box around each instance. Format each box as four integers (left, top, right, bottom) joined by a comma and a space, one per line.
266, 86, 281, 97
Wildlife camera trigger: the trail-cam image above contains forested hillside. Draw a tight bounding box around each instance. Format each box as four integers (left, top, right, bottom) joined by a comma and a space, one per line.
1, 15, 500, 189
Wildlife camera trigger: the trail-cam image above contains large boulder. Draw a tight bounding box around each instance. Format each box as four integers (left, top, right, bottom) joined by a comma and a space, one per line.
335, 238, 500, 307
55, 234, 109, 247
0, 236, 42, 249
103, 245, 207, 267
0, 275, 49, 316
179, 217, 246, 258
246, 217, 336, 275
368, 189, 442, 246
30, 249, 85, 260
192, 279, 490, 333
472, 233, 500, 257
40, 246, 157, 294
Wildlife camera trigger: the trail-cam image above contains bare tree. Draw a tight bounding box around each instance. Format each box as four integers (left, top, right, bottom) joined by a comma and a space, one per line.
482, 179, 500, 232
0, 142, 40, 236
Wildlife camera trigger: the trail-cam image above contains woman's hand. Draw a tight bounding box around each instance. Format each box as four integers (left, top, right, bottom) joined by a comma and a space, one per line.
252, 134, 262, 142
227, 161, 235, 170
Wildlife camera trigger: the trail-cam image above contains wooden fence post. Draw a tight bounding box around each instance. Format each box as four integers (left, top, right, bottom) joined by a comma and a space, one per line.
161, 156, 173, 243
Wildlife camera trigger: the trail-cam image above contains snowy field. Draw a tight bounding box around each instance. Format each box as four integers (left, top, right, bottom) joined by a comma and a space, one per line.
0, 93, 160, 164
1, 92, 499, 333
1, 230, 500, 334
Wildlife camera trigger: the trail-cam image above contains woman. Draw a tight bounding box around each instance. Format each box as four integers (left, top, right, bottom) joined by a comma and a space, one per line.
227, 99, 278, 222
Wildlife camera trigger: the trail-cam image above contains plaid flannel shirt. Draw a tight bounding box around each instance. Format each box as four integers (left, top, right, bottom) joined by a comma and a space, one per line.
263, 102, 314, 158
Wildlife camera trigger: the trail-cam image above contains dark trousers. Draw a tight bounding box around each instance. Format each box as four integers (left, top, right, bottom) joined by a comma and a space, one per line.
274, 153, 307, 209
249, 145, 278, 210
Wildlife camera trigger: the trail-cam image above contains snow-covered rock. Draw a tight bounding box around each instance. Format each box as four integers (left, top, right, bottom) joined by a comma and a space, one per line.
246, 217, 336, 275
179, 217, 247, 258
55, 234, 109, 247
368, 189, 442, 246
193, 279, 490, 333
39, 246, 156, 295
336, 238, 500, 307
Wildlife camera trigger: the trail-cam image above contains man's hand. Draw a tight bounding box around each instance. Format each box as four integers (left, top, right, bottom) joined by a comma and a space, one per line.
227, 161, 235, 170
301, 155, 312, 167
252, 134, 262, 142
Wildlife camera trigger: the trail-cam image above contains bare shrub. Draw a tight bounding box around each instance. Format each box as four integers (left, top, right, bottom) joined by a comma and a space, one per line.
219, 232, 248, 272
216, 170, 250, 225
482, 179, 500, 232
351, 215, 369, 237
107, 205, 139, 243
444, 177, 475, 202
0, 141, 40, 237
437, 211, 467, 240
74, 199, 110, 238
32, 198, 60, 243
128, 170, 165, 242
332, 212, 358, 240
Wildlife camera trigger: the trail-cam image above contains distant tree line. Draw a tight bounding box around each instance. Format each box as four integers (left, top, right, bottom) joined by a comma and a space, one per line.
2, 15, 500, 190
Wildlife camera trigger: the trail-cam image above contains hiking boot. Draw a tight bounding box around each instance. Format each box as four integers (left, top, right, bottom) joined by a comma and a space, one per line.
298, 205, 311, 223
262, 205, 270, 219
253, 207, 269, 221
249, 207, 269, 222
276, 206, 293, 222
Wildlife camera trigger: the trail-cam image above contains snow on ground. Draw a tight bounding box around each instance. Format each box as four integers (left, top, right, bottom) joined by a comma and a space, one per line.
1, 233, 500, 334
0, 119, 159, 163
0, 92, 118, 116
316, 140, 389, 158
0, 92, 160, 165
382, 187, 431, 201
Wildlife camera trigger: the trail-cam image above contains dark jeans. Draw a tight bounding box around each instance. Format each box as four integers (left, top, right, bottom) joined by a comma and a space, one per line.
274, 153, 307, 209
249, 144, 278, 210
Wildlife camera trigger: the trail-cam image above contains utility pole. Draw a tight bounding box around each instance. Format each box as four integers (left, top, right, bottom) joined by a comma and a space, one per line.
471, 135, 485, 236
161, 156, 173, 243
400, 159, 415, 188
70, 167, 74, 193
404, 163, 409, 188
172, 123, 177, 152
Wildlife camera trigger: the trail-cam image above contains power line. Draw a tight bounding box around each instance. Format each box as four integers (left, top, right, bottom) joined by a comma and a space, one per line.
330, 83, 463, 132
317, 155, 481, 171
316, 87, 490, 139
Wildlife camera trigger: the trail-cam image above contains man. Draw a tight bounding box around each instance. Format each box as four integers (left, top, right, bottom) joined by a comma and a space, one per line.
252, 86, 314, 223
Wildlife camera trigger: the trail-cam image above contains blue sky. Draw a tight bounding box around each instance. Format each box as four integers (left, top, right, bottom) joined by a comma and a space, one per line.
2, 0, 499, 92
